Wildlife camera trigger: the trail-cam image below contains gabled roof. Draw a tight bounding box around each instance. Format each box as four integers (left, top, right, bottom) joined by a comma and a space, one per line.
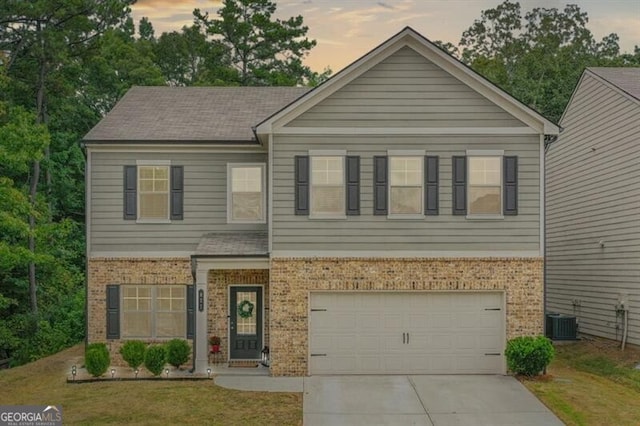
84, 86, 309, 142
256, 26, 560, 136
559, 67, 640, 125
588, 67, 640, 102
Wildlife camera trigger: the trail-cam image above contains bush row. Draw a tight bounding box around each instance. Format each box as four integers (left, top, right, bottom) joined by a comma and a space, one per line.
84, 339, 191, 377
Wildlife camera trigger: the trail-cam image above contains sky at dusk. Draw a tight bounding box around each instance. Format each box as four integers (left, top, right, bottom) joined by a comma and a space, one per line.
131, 0, 640, 73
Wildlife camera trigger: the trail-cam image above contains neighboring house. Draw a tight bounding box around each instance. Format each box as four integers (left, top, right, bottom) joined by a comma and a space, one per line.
546, 67, 640, 346
84, 27, 559, 376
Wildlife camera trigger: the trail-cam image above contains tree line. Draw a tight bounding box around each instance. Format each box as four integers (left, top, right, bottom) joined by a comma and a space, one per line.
0, 0, 637, 366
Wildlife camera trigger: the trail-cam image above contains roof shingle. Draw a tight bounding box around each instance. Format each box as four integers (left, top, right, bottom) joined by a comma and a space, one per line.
195, 232, 268, 256
588, 67, 640, 101
84, 86, 309, 142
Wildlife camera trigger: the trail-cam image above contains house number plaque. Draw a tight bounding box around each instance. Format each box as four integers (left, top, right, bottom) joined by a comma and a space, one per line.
198, 289, 204, 312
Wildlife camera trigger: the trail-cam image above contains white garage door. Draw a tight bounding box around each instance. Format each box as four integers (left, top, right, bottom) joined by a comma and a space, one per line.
309, 292, 504, 375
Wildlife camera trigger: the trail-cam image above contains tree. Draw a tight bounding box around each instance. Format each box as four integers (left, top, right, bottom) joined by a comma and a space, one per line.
139, 16, 155, 42
194, 0, 319, 86
1, 0, 136, 315
456, 1, 636, 122
153, 24, 235, 86
0, 1, 139, 365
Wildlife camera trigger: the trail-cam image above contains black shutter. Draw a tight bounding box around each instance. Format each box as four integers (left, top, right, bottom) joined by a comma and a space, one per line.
123, 166, 137, 220
106, 285, 120, 339
425, 156, 439, 215
186, 285, 194, 339
170, 165, 184, 220
373, 156, 388, 215
346, 156, 360, 216
294, 156, 309, 215
452, 156, 467, 215
504, 156, 518, 215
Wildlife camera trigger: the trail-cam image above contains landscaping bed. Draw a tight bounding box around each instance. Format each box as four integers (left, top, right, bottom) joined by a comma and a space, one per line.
0, 344, 302, 425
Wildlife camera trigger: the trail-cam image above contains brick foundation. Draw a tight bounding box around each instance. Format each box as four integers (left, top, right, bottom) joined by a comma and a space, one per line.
269, 257, 543, 376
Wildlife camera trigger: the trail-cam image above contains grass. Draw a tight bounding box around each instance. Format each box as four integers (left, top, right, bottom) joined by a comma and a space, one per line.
0, 344, 302, 425
522, 337, 640, 426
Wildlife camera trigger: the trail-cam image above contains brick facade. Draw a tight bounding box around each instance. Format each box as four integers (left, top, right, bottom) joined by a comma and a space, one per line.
207, 269, 270, 362
88, 257, 542, 373
269, 257, 544, 376
87, 257, 192, 365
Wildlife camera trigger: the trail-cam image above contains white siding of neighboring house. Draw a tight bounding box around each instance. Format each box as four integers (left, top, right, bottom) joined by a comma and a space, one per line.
546, 72, 640, 345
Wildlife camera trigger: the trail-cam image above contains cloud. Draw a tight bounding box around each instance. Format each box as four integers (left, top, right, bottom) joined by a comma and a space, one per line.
131, 0, 221, 34
589, 16, 640, 53
377, 1, 394, 10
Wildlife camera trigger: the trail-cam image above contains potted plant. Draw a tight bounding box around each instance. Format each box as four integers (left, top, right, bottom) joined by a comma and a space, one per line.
209, 336, 221, 353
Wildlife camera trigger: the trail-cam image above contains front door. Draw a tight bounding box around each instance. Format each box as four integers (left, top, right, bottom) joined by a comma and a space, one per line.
229, 286, 263, 359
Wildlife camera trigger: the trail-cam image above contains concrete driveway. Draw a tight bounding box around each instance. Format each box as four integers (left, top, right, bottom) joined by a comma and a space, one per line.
303, 375, 564, 426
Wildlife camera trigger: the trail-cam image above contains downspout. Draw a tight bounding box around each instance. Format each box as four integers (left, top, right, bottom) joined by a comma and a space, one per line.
543, 134, 559, 337
622, 308, 629, 351
189, 256, 197, 373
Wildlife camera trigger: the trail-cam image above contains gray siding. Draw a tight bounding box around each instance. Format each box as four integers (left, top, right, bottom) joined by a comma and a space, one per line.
286, 47, 527, 128
272, 134, 540, 252
546, 72, 640, 346
90, 151, 267, 253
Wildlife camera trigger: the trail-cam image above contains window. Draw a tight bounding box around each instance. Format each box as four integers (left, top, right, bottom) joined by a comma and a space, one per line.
122, 285, 186, 338
389, 156, 423, 215
228, 164, 265, 223
138, 165, 169, 220
468, 156, 502, 215
310, 156, 344, 217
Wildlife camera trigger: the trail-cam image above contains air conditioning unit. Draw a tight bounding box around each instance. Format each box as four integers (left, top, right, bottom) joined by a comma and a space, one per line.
545, 313, 578, 340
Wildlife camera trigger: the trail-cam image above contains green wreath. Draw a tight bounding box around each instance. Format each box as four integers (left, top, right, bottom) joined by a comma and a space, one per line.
237, 300, 254, 319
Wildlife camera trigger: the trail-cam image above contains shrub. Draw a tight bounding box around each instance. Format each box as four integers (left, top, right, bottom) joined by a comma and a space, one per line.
85, 343, 110, 377
119, 340, 146, 370
144, 345, 166, 376
165, 339, 191, 369
505, 335, 555, 376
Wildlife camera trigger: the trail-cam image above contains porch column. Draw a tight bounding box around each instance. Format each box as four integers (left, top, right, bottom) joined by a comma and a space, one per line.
194, 266, 209, 374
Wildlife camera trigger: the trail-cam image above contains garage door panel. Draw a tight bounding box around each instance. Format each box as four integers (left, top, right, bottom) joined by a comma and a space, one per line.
429, 312, 453, 328
383, 313, 403, 329
309, 292, 505, 375
358, 335, 381, 351
428, 334, 453, 350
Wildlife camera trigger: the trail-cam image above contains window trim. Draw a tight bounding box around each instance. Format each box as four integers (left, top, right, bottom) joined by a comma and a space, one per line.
227, 163, 267, 224
121, 284, 187, 340
136, 160, 171, 224
309, 150, 347, 220
466, 150, 504, 220
387, 150, 425, 219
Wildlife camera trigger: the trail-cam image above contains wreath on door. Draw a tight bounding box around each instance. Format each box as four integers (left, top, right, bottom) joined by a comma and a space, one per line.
237, 300, 254, 319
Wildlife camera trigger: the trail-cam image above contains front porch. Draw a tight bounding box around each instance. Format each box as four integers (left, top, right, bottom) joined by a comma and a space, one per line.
192, 232, 270, 374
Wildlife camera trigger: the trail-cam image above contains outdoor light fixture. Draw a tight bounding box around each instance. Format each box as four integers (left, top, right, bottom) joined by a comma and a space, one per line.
165, 368, 169, 378
207, 368, 212, 379
71, 365, 77, 381
110, 368, 116, 379
134, 368, 139, 379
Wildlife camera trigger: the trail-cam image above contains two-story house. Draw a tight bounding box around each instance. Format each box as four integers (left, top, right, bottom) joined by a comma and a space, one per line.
84, 27, 560, 376
546, 67, 640, 347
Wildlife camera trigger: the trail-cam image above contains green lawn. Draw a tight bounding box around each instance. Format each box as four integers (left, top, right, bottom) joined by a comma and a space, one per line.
522, 338, 640, 426
0, 345, 302, 425
3, 337, 638, 425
